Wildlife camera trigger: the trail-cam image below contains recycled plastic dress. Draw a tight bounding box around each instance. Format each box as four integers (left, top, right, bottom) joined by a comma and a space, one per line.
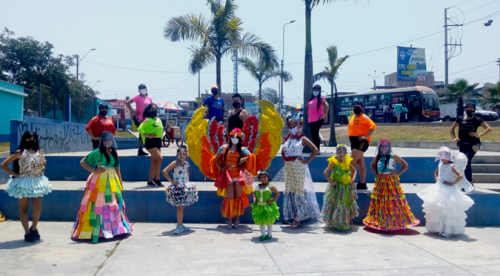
165, 161, 198, 207
251, 184, 280, 225
5, 150, 52, 199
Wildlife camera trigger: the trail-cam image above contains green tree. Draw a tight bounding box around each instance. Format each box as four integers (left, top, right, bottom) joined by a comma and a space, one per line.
164, 0, 276, 92
313, 45, 348, 146
483, 80, 500, 109
444, 78, 479, 118
257, 87, 280, 104
239, 54, 292, 99
301, 0, 337, 138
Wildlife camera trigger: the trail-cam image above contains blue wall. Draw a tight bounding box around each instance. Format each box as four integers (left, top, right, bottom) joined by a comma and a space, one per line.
0, 81, 27, 137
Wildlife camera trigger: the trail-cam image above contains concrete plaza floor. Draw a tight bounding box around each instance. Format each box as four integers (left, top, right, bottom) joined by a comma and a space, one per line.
1, 221, 500, 276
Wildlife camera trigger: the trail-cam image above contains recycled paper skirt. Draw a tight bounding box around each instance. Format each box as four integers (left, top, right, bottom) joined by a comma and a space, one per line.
363, 174, 419, 231
71, 168, 132, 243
5, 175, 52, 199
321, 183, 359, 231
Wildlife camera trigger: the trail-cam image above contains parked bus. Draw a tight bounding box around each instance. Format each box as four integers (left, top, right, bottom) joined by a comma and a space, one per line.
325, 86, 441, 124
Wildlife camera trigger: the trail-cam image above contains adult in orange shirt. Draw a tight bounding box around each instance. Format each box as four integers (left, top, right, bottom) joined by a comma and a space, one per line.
347, 101, 376, 190
86, 104, 117, 149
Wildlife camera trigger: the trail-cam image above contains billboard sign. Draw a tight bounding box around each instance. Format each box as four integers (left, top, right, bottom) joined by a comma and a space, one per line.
397, 46, 427, 82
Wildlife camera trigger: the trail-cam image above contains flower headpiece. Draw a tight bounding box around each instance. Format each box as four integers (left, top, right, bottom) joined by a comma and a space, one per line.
229, 128, 243, 138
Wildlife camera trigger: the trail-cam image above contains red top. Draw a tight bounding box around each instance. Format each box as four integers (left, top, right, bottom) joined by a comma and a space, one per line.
86, 116, 116, 137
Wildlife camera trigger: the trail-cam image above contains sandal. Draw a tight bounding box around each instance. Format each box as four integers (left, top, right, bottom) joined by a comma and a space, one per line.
290, 220, 300, 229
233, 220, 240, 229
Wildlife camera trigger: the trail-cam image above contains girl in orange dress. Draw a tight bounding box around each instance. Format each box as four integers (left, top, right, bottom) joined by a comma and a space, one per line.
213, 128, 257, 229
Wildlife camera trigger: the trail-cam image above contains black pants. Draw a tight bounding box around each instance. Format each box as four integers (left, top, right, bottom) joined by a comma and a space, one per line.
310, 119, 324, 151
133, 116, 145, 149
384, 113, 391, 123
458, 143, 477, 184
92, 139, 100, 150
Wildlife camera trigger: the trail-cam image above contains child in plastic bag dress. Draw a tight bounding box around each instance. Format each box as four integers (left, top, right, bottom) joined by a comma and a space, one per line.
417, 146, 474, 237
1, 131, 52, 242
321, 144, 358, 231
251, 170, 280, 241
163, 145, 198, 235
72, 132, 132, 243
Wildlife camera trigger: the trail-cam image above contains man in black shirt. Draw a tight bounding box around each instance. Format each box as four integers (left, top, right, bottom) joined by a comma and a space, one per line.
450, 102, 492, 184
227, 93, 249, 133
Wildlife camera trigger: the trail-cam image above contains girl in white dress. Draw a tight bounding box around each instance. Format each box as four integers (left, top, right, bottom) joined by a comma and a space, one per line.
417, 146, 474, 237
163, 146, 198, 234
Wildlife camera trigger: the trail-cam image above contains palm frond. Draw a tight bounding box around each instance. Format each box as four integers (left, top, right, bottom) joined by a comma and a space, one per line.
238, 57, 261, 81
326, 45, 338, 67
164, 14, 209, 42
313, 71, 331, 84
188, 45, 215, 74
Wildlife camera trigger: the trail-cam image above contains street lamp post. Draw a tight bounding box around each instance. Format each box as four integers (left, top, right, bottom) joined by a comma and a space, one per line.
91, 80, 101, 89
75, 48, 96, 122
368, 70, 385, 90
281, 20, 295, 114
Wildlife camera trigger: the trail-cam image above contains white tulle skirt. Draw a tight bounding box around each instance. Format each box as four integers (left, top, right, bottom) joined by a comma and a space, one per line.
5, 176, 52, 199
417, 182, 474, 236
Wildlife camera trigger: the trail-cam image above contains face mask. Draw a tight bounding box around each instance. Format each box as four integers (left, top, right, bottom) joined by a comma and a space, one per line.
25, 141, 36, 149
353, 107, 362, 115
139, 89, 147, 95
289, 126, 299, 135
232, 102, 241, 108
313, 91, 319, 97
150, 110, 158, 117
99, 110, 108, 116
231, 138, 239, 144
212, 90, 218, 95
466, 110, 475, 116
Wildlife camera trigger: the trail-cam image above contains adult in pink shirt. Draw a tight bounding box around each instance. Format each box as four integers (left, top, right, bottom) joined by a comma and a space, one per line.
126, 83, 153, 156
306, 84, 329, 153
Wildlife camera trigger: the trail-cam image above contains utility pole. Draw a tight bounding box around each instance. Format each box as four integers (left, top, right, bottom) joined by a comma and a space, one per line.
497, 58, 500, 80
232, 52, 238, 94
281, 20, 295, 113
198, 71, 200, 101
444, 8, 463, 85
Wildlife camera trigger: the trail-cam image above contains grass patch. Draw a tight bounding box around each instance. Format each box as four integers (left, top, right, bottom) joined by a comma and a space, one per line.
114, 131, 136, 138
321, 125, 500, 142
0, 142, 9, 152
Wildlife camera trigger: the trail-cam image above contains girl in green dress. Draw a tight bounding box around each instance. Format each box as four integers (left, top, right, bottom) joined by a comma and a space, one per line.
251, 171, 280, 241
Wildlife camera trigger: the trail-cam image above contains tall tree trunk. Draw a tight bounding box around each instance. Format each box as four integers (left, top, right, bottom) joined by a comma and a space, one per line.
329, 81, 337, 146
216, 55, 222, 93
302, 0, 313, 142
333, 81, 339, 123
259, 82, 262, 100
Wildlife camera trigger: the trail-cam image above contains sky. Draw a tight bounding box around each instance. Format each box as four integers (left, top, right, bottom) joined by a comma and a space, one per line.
1, 0, 499, 105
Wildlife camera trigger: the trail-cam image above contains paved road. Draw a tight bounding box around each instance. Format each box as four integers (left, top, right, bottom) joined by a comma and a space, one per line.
0, 221, 499, 276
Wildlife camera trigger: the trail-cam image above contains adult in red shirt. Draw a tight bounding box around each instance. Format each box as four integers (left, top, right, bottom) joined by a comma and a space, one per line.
86, 104, 117, 149
126, 83, 153, 156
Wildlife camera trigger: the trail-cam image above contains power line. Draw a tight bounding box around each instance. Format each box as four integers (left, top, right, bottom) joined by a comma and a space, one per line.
82, 60, 232, 74
450, 0, 473, 8
455, 0, 500, 15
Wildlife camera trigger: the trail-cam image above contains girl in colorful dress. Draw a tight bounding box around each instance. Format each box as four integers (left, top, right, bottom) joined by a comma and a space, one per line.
251, 170, 280, 241
417, 146, 474, 237
321, 144, 358, 231
214, 128, 256, 229
163, 145, 198, 235
72, 132, 132, 243
138, 103, 164, 187
1, 131, 52, 242
363, 139, 420, 231
282, 119, 322, 229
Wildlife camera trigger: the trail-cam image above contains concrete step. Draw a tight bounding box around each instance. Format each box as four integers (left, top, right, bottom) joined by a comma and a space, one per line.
473, 173, 500, 183
472, 164, 500, 174
472, 156, 500, 164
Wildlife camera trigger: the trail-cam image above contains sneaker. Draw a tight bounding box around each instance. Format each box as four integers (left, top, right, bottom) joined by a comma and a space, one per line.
138, 149, 149, 156
259, 235, 265, 241
181, 225, 191, 231
154, 179, 165, 187
30, 227, 40, 241
147, 181, 158, 187
265, 234, 272, 240
173, 225, 184, 235
356, 182, 368, 190
233, 220, 240, 229
24, 232, 35, 242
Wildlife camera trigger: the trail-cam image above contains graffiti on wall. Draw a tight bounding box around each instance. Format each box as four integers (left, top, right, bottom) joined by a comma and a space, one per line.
15, 121, 91, 153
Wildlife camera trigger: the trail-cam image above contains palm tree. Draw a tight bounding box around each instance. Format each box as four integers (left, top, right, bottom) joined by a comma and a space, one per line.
313, 45, 348, 146
484, 81, 500, 109
163, 0, 276, 92
301, 0, 337, 137
444, 79, 479, 118
238, 54, 292, 99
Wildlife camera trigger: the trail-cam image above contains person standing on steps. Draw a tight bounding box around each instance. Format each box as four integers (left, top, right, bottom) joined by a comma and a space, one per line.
202, 85, 225, 122
227, 93, 249, 132
449, 102, 492, 185
86, 104, 116, 150
307, 84, 329, 154
126, 83, 153, 156
394, 101, 403, 124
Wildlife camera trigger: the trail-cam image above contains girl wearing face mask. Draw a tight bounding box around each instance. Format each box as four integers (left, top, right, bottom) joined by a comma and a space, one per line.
307, 84, 329, 153
125, 83, 153, 156
347, 101, 377, 190
138, 104, 164, 187
281, 119, 322, 229
86, 104, 116, 150
72, 132, 132, 243
213, 128, 257, 229
363, 139, 419, 231
1, 131, 52, 242
321, 144, 358, 231
449, 102, 492, 185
